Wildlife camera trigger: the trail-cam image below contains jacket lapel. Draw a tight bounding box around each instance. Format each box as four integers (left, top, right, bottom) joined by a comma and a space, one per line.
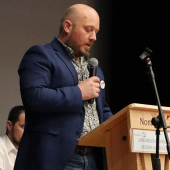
50, 37, 78, 85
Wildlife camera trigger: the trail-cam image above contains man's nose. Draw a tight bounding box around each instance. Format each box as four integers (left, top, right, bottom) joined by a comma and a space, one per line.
89, 31, 97, 41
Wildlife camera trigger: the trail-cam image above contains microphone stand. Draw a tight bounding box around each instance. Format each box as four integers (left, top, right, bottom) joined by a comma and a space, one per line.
139, 48, 170, 170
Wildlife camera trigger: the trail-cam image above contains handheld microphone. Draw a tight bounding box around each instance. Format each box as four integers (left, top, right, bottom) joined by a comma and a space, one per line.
88, 58, 98, 104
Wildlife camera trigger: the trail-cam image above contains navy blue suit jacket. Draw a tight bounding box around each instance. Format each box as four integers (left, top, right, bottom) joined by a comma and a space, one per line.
14, 37, 113, 170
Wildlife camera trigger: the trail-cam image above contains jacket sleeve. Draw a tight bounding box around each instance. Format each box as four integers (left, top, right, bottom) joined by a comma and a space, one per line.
103, 101, 113, 121
18, 45, 83, 113
96, 67, 113, 123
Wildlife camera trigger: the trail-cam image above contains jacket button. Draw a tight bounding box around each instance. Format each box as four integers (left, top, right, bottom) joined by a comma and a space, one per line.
76, 131, 80, 135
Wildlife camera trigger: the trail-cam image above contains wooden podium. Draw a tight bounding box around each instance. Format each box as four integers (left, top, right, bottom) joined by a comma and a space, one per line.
78, 103, 170, 170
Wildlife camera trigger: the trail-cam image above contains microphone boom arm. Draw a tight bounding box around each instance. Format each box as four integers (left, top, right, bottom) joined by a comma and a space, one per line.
140, 48, 170, 170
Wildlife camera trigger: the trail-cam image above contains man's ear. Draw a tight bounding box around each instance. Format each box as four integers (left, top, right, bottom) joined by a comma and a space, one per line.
63, 20, 72, 33
6, 121, 12, 133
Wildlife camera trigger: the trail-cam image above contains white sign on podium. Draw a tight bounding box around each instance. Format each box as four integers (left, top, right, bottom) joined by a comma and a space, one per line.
131, 129, 170, 154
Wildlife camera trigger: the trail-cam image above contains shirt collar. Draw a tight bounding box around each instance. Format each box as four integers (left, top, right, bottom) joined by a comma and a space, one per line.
5, 135, 17, 153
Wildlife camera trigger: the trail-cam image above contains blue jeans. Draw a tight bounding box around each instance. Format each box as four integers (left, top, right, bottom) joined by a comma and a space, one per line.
63, 152, 98, 170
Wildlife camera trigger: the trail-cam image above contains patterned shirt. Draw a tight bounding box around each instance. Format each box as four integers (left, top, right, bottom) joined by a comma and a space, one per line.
58, 38, 100, 137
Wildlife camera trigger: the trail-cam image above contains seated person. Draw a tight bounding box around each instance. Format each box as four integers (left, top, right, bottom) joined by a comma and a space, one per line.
0, 106, 25, 170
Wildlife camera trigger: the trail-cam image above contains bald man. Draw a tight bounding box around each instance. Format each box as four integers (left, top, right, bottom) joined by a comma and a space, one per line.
14, 4, 113, 170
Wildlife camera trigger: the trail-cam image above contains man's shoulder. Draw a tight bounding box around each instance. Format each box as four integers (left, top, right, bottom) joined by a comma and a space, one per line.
0, 135, 7, 154
28, 37, 60, 52
21, 37, 65, 64
22, 42, 55, 61
0, 135, 16, 154
27, 43, 52, 53
0, 135, 7, 147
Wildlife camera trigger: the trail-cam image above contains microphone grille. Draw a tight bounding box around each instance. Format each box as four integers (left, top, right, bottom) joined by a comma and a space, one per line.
89, 58, 98, 67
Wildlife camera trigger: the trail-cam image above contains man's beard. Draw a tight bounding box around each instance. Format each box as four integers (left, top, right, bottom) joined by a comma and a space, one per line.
13, 137, 20, 146
11, 131, 20, 147
76, 47, 89, 57
65, 35, 90, 57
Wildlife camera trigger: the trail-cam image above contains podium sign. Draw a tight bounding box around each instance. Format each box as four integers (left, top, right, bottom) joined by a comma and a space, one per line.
132, 129, 169, 153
